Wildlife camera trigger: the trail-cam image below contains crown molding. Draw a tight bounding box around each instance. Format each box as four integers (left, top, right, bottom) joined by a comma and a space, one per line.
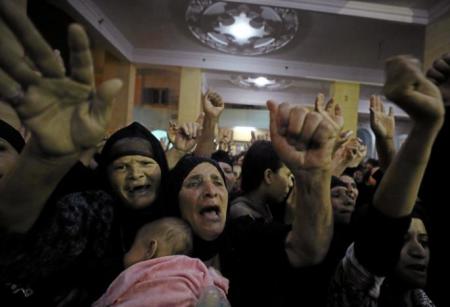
225, 0, 429, 24
428, 0, 450, 24
67, 0, 133, 58
133, 48, 384, 85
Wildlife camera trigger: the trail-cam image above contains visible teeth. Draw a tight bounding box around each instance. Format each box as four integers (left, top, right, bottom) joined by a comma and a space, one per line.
128, 185, 150, 194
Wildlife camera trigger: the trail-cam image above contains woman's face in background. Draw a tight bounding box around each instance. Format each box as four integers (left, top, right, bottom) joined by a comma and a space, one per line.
394, 218, 430, 288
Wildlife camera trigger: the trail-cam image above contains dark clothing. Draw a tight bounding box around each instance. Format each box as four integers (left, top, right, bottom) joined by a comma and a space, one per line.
217, 216, 293, 307
328, 206, 414, 307
287, 223, 354, 307
0, 190, 115, 306
356, 169, 384, 210
419, 105, 450, 306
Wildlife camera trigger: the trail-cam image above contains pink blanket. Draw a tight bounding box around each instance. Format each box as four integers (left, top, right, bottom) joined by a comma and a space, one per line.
93, 255, 229, 307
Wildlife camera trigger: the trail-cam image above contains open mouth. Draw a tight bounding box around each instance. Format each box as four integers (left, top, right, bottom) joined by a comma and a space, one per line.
407, 264, 427, 272
126, 184, 151, 196
339, 209, 353, 215
199, 205, 221, 221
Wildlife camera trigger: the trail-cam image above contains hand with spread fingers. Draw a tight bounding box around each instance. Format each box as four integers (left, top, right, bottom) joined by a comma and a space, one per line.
332, 137, 367, 176
167, 120, 178, 145
370, 95, 395, 140
426, 52, 450, 104
369, 95, 396, 170
268, 96, 339, 174
0, 1, 122, 158
314, 93, 348, 154
174, 119, 203, 153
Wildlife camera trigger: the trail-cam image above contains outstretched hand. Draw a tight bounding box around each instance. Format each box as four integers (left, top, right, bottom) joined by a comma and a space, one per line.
314, 93, 349, 153
370, 95, 395, 139
267, 97, 338, 175
333, 137, 367, 169
384, 55, 444, 127
0, 1, 122, 157
174, 114, 204, 152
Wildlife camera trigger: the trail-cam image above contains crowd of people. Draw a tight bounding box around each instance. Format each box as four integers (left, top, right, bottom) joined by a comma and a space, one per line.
0, 1, 449, 306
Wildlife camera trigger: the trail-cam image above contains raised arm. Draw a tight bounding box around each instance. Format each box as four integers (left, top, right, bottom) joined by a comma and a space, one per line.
194, 91, 224, 157
374, 56, 444, 218
331, 136, 367, 176
328, 57, 444, 307
166, 115, 203, 169
370, 95, 396, 171
0, 1, 121, 233
267, 93, 338, 267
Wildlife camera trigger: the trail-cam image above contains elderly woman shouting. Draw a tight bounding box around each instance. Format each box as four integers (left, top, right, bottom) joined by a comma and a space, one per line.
167, 96, 340, 306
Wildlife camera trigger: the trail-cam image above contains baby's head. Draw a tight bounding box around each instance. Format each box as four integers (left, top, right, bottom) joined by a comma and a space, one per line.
123, 217, 193, 268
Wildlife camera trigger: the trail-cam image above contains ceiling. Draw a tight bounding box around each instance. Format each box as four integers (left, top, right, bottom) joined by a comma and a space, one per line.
58, 0, 450, 116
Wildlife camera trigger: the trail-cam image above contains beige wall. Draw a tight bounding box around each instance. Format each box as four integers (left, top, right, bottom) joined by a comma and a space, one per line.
93, 48, 136, 134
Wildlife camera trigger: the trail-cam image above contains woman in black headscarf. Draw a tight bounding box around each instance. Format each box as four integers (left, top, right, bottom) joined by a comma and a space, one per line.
165, 95, 338, 307
98, 122, 169, 252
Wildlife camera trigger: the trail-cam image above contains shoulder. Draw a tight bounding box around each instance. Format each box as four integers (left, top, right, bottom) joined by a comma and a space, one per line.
56, 190, 115, 222
328, 243, 384, 307
229, 203, 255, 220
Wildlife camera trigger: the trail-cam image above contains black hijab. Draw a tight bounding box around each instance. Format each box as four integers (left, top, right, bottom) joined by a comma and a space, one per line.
98, 122, 169, 250
166, 155, 228, 261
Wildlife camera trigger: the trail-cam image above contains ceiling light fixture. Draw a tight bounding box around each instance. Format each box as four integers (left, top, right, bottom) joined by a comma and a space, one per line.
230, 74, 292, 90
186, 0, 298, 56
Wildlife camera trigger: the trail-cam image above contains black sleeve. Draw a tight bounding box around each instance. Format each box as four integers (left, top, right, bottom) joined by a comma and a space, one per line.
228, 216, 292, 270
353, 205, 411, 276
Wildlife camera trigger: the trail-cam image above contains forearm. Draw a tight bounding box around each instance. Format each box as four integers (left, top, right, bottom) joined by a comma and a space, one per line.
375, 136, 396, 171
194, 117, 217, 157
374, 121, 443, 217
286, 169, 333, 267
0, 141, 78, 233
166, 147, 187, 169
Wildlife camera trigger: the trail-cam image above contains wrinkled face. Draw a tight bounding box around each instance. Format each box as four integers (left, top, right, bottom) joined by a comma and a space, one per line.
218, 162, 235, 192
268, 165, 293, 204
394, 218, 430, 288
178, 163, 228, 241
0, 137, 19, 182
331, 179, 358, 225
108, 155, 161, 209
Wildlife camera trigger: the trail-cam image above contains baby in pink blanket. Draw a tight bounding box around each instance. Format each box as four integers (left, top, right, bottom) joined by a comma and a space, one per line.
93, 218, 229, 307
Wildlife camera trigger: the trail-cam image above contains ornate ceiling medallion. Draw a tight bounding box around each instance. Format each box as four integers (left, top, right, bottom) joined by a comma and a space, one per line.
186, 0, 298, 56
230, 74, 292, 90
